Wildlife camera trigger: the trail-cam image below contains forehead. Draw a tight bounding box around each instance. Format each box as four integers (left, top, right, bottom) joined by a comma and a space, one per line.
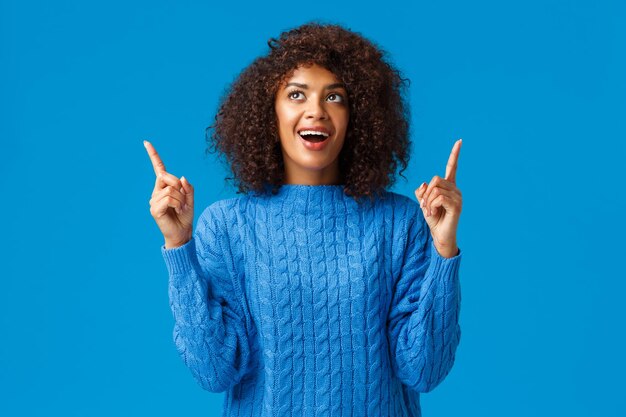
279, 64, 342, 88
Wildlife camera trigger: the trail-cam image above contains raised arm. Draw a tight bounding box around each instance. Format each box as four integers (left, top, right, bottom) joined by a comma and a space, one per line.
144, 140, 251, 392
387, 208, 462, 393
161, 203, 252, 392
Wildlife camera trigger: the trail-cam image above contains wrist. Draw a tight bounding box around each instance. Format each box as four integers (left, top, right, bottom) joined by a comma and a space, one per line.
434, 240, 459, 258
164, 233, 192, 249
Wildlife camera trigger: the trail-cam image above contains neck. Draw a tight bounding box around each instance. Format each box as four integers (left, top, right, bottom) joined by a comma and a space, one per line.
282, 160, 342, 185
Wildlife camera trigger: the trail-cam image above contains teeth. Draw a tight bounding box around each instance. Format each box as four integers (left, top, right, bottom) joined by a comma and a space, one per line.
298, 130, 329, 137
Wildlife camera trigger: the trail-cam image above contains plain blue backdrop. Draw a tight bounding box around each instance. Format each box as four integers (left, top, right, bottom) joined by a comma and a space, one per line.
1, 0, 624, 415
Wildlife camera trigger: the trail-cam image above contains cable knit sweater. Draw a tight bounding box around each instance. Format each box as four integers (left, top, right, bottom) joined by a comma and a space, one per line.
161, 184, 462, 417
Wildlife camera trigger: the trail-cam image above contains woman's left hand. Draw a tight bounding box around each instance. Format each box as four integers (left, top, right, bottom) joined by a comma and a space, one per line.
415, 139, 463, 258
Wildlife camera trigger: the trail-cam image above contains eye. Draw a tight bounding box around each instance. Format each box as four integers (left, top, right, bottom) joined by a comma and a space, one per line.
287, 90, 305, 100
327, 93, 344, 103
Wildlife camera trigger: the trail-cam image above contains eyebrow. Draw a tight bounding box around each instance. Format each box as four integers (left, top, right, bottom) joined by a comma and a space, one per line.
285, 82, 346, 90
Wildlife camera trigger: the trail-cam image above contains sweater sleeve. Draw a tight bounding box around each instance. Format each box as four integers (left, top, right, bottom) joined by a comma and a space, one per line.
387, 204, 462, 393
160, 203, 251, 393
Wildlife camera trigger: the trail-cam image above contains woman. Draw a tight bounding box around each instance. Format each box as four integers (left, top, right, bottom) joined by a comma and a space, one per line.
145, 22, 463, 417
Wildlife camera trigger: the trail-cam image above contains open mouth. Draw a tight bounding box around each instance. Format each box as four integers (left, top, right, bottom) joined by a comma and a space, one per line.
298, 130, 330, 143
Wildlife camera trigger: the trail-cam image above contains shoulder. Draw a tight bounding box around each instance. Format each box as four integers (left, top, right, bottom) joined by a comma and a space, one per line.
207, 196, 244, 212
197, 196, 248, 231
375, 191, 422, 219
201, 196, 247, 217
376, 191, 427, 239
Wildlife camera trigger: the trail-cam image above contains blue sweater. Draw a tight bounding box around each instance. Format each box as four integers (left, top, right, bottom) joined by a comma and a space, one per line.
161, 184, 462, 417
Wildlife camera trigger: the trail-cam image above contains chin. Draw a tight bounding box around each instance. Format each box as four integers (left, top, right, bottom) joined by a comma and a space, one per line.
297, 156, 336, 171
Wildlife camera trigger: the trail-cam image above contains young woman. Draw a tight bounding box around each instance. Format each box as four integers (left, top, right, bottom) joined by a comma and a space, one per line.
145, 22, 463, 417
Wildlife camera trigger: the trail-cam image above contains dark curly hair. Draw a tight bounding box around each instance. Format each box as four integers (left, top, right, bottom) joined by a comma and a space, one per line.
206, 22, 411, 202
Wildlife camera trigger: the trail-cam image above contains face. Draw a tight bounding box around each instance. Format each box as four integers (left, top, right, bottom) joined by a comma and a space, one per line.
274, 63, 349, 185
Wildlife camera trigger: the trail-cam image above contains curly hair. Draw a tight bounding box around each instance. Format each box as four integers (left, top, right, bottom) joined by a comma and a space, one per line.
206, 22, 411, 202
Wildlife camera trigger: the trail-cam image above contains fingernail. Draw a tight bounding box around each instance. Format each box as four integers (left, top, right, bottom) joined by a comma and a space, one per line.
183, 204, 187, 211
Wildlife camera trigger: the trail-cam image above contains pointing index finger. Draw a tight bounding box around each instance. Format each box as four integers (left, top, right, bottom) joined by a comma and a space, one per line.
143, 140, 166, 176
444, 139, 462, 183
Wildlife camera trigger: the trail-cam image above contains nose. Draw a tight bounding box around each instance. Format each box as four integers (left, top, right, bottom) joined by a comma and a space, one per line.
304, 98, 328, 120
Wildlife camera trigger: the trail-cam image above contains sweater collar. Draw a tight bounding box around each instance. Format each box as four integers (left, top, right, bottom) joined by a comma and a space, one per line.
277, 184, 346, 196
252, 184, 385, 218
249, 183, 358, 215
274, 184, 348, 208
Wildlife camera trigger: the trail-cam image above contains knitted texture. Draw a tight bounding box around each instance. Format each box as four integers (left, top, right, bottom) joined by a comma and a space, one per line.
161, 184, 462, 417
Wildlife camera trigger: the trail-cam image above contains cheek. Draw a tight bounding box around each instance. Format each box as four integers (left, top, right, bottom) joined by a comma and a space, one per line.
276, 106, 298, 132
334, 108, 349, 130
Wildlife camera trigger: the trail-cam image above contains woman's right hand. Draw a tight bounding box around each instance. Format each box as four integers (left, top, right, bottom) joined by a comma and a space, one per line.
144, 140, 194, 248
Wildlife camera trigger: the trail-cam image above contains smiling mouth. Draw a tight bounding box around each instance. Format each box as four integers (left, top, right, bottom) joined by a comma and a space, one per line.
298, 131, 330, 143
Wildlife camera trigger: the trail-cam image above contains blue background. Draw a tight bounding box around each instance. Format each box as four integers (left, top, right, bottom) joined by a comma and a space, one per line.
1, 0, 624, 415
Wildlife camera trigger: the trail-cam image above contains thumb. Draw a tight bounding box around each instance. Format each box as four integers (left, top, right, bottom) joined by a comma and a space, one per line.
180, 176, 194, 208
